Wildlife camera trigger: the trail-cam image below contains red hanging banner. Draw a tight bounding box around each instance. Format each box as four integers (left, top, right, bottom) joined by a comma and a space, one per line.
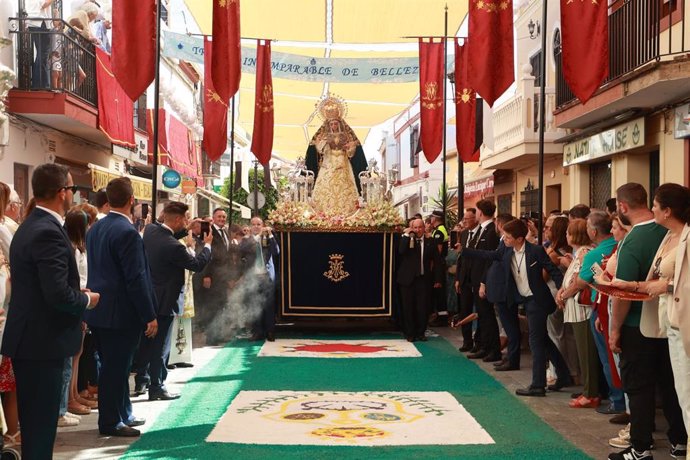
250, 41, 274, 165
203, 38, 229, 162
111, 0, 155, 101
560, 0, 608, 103
454, 40, 479, 163
467, 0, 514, 107
95, 48, 135, 147
212, 0, 242, 102
418, 38, 445, 164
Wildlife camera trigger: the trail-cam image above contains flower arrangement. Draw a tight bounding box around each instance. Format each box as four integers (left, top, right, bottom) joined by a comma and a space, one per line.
268, 199, 404, 230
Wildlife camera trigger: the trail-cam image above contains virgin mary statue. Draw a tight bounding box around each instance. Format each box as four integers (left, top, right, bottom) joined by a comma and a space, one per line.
305, 95, 368, 216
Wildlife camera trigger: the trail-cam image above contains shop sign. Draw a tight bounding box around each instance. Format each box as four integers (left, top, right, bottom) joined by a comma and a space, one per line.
181, 180, 197, 195
91, 169, 152, 201
674, 104, 690, 139
464, 176, 494, 198
563, 117, 645, 167
162, 169, 182, 189
111, 132, 149, 166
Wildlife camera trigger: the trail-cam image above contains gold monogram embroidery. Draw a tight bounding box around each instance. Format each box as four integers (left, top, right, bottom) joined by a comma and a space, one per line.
421, 82, 443, 110
207, 88, 228, 107
474, 0, 510, 13
218, 0, 237, 7
257, 84, 274, 113
323, 254, 350, 283
458, 88, 473, 104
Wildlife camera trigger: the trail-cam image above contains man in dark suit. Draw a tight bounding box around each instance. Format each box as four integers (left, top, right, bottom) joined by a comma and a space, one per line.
454, 208, 479, 351
239, 216, 280, 341
84, 177, 158, 437
199, 208, 230, 341
397, 218, 443, 342
461, 218, 570, 396
137, 202, 212, 400
464, 200, 501, 362
1, 163, 100, 459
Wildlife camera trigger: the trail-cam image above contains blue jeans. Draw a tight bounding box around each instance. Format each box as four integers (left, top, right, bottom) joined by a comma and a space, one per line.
59, 357, 72, 416
590, 310, 625, 411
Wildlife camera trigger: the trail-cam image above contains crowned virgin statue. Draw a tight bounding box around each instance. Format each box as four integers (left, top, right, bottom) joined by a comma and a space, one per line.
305, 95, 368, 216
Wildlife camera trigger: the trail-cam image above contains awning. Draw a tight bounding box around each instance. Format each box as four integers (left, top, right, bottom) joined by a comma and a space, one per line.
88, 163, 152, 201
196, 187, 252, 219
393, 192, 419, 208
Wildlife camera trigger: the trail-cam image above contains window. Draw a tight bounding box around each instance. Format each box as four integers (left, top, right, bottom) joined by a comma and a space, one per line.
649, 151, 660, 208
134, 94, 147, 131
498, 193, 512, 215
589, 161, 612, 210
529, 50, 543, 88
409, 125, 420, 168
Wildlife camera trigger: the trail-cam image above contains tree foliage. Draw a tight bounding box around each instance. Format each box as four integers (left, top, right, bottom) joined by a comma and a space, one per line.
220, 166, 279, 224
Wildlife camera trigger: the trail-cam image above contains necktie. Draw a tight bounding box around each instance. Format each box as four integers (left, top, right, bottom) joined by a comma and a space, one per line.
467, 230, 473, 245
472, 228, 483, 248
418, 238, 424, 275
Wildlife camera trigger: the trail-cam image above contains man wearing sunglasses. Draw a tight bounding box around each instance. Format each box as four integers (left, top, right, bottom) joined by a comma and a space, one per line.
1, 163, 100, 459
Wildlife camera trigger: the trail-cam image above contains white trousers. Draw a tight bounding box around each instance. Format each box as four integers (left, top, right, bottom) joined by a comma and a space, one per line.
667, 319, 690, 439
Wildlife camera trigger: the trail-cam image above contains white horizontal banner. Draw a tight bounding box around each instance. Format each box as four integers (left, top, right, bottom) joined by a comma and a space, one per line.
162, 31, 436, 83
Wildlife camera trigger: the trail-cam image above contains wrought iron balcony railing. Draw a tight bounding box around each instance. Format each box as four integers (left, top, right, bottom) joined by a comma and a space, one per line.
555, 0, 688, 108
9, 17, 97, 106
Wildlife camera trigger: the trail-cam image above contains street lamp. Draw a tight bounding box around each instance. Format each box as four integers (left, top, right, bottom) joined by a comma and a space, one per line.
528, 19, 541, 40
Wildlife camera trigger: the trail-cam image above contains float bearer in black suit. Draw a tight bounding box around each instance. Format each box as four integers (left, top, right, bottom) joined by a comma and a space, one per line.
459, 218, 571, 397
138, 202, 212, 400
1, 163, 100, 459
454, 208, 479, 352
199, 208, 230, 339
464, 200, 502, 362
397, 218, 443, 342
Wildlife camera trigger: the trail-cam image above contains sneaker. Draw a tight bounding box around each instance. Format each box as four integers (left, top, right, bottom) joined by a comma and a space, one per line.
57, 416, 79, 427
618, 423, 630, 439
670, 444, 687, 459
607, 447, 653, 460
609, 435, 632, 449
65, 412, 82, 420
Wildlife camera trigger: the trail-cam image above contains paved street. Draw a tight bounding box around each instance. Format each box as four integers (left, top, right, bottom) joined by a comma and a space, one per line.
48, 326, 675, 459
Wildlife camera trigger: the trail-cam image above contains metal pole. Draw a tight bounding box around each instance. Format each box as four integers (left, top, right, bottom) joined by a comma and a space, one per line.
442, 4, 448, 223
253, 160, 259, 215
228, 96, 236, 226
151, 0, 163, 214
537, 0, 548, 244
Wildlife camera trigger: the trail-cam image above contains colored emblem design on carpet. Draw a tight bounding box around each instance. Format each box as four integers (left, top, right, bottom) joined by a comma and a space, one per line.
257, 339, 422, 358
207, 390, 493, 446
122, 336, 591, 459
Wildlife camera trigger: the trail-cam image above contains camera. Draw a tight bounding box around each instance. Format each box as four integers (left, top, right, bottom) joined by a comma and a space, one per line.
200, 221, 211, 237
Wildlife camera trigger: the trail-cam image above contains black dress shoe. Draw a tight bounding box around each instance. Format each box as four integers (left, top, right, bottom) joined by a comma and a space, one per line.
126, 417, 146, 427
547, 379, 574, 392
458, 344, 473, 352
166, 364, 177, 370
149, 390, 181, 401
249, 333, 263, 342
515, 387, 546, 397
417, 336, 428, 342
406, 336, 416, 342
174, 362, 194, 368
494, 363, 520, 371
482, 353, 503, 363
266, 332, 275, 342
100, 425, 141, 437
468, 345, 482, 354
132, 383, 148, 396
493, 359, 507, 367
467, 350, 487, 359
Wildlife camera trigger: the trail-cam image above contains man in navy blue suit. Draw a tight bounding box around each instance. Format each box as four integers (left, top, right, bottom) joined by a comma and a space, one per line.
460, 218, 571, 396
84, 177, 158, 437
137, 201, 212, 400
1, 163, 100, 459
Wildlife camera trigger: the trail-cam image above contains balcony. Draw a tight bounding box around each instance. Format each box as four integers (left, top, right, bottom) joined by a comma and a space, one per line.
555, 0, 690, 129
201, 152, 221, 179
480, 66, 564, 170
6, 17, 107, 145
